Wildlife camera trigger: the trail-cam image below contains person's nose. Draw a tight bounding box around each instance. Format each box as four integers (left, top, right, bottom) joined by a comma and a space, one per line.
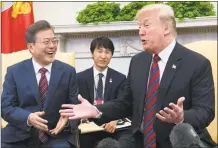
101, 52, 107, 59
48, 41, 56, 48
139, 27, 145, 36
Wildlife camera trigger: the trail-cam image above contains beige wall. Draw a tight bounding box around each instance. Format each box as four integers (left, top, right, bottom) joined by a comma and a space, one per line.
185, 41, 217, 143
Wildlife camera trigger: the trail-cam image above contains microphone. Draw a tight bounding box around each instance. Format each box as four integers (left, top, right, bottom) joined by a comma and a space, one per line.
170, 123, 206, 148
96, 138, 120, 148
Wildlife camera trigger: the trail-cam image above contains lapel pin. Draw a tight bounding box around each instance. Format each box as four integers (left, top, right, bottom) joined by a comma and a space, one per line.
172, 64, 176, 69
109, 78, 112, 83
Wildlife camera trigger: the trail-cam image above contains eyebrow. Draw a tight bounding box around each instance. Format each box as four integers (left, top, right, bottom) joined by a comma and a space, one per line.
137, 18, 150, 25
43, 37, 57, 40
143, 18, 150, 23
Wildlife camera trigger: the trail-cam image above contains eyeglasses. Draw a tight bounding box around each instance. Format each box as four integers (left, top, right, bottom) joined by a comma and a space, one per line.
35, 39, 59, 46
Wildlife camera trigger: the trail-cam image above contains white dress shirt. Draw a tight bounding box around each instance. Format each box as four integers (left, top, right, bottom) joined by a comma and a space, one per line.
140, 39, 176, 131
150, 39, 176, 82
27, 59, 52, 126
32, 58, 52, 85
93, 66, 108, 100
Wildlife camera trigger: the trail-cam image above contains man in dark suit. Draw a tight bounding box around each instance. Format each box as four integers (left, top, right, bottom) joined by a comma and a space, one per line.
60, 4, 216, 148
77, 37, 129, 148
1, 20, 79, 148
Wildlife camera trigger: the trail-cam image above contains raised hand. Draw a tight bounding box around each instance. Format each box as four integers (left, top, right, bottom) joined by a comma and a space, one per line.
156, 97, 185, 124
28, 111, 48, 132
59, 97, 99, 120
49, 116, 69, 135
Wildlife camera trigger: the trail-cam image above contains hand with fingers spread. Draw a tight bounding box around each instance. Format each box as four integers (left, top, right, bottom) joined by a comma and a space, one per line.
59, 97, 99, 120
103, 120, 118, 133
49, 116, 69, 135
156, 97, 185, 124
28, 111, 48, 132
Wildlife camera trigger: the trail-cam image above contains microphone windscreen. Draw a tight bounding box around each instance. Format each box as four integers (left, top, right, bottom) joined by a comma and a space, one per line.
170, 123, 205, 148
96, 138, 120, 148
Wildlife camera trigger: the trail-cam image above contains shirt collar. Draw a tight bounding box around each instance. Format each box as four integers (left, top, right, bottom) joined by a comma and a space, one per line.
93, 66, 108, 78
157, 39, 176, 63
32, 58, 52, 74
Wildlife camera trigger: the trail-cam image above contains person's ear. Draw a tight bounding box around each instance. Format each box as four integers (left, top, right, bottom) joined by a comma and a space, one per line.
164, 23, 171, 36
91, 52, 94, 59
27, 43, 34, 53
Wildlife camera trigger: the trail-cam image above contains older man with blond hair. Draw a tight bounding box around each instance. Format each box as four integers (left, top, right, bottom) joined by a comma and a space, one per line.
60, 4, 216, 148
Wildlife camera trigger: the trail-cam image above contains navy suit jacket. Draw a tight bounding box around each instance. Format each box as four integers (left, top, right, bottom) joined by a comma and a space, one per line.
96, 43, 216, 148
1, 59, 79, 146
77, 67, 126, 105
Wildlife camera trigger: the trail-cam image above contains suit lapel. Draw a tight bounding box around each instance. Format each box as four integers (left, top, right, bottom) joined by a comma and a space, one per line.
86, 67, 95, 103
104, 68, 113, 102
138, 53, 152, 115
24, 59, 42, 109
44, 61, 63, 109
156, 43, 182, 112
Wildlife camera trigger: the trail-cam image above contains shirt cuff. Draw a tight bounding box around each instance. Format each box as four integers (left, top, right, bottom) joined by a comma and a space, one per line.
27, 114, 32, 127
93, 106, 102, 119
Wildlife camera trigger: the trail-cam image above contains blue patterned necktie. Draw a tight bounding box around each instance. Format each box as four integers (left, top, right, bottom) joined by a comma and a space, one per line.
96, 73, 104, 104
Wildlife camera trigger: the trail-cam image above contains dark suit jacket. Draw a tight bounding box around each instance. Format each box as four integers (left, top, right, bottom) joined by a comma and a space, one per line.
96, 43, 216, 148
77, 67, 128, 148
1, 59, 79, 147
77, 67, 126, 104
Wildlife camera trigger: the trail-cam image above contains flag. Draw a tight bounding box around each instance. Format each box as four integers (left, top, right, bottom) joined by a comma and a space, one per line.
1, 2, 34, 53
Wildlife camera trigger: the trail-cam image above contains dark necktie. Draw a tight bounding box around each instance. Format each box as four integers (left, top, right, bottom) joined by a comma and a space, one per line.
38, 68, 48, 143
96, 73, 104, 104
143, 54, 161, 148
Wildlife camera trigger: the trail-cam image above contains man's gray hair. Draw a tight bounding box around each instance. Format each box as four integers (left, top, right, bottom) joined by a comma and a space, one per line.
25, 20, 54, 44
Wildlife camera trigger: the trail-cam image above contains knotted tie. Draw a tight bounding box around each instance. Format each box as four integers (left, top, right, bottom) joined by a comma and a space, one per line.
96, 73, 104, 105
144, 54, 161, 148
38, 68, 48, 143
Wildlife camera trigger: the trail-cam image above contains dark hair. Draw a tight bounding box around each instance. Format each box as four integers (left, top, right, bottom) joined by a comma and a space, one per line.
25, 20, 54, 44
96, 138, 120, 148
90, 37, 115, 55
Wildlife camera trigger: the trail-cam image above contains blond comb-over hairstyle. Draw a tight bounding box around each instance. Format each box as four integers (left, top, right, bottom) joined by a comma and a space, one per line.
136, 3, 177, 37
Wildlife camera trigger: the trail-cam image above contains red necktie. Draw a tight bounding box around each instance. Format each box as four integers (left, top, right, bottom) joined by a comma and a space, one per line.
38, 68, 48, 143
144, 54, 161, 148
